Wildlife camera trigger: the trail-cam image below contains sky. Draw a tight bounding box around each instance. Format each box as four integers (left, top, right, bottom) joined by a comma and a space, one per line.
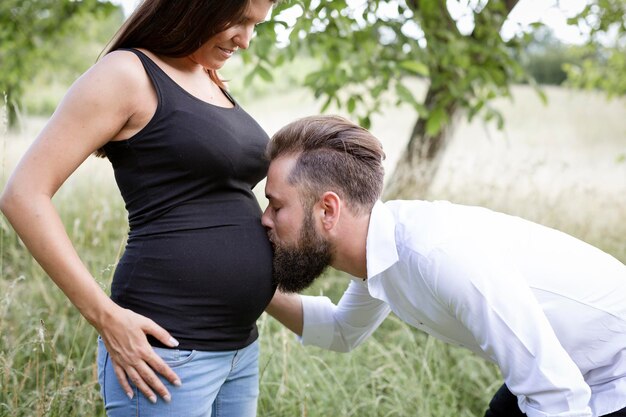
110, 0, 590, 45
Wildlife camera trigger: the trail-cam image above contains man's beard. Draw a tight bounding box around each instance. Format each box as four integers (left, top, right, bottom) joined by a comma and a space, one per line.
271, 212, 333, 293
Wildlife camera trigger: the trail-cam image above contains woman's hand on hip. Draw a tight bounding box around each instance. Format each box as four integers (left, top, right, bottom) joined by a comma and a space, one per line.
98, 306, 182, 403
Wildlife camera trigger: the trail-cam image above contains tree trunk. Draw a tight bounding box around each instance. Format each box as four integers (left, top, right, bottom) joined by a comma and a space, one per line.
384, 0, 519, 200
3, 88, 20, 130
383, 87, 459, 200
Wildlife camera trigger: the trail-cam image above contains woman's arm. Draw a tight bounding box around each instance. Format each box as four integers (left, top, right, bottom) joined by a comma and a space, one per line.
0, 51, 180, 403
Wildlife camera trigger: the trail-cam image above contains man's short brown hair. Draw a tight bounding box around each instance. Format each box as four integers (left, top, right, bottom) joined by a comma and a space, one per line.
267, 115, 385, 215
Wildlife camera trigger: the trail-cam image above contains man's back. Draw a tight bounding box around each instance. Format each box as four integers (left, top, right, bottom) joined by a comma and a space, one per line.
384, 199, 626, 414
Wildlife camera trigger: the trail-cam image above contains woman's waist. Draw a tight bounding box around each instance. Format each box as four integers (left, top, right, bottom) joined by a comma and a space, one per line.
114, 296, 268, 351
113, 286, 274, 329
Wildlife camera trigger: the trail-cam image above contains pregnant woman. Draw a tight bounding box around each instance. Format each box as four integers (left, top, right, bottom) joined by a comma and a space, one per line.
0, 0, 277, 416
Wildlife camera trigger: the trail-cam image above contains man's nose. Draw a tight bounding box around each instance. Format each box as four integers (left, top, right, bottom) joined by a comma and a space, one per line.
261, 208, 272, 229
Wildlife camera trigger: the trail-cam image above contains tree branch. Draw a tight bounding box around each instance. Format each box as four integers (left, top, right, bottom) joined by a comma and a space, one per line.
504, 0, 519, 15
407, 0, 462, 38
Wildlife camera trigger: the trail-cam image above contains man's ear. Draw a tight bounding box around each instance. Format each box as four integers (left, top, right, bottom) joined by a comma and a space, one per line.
319, 191, 341, 231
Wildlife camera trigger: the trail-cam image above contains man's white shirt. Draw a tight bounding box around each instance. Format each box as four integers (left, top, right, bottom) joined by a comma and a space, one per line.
300, 200, 626, 417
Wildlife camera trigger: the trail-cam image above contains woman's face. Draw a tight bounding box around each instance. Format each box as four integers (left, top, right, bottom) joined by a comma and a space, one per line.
190, 0, 273, 70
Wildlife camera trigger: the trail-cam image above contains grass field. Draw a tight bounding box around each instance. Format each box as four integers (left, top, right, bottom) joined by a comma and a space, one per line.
0, 83, 625, 416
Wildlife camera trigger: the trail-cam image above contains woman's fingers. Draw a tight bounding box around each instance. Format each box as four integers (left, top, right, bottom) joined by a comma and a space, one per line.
128, 360, 171, 403
110, 349, 173, 403
111, 359, 134, 400
144, 350, 182, 389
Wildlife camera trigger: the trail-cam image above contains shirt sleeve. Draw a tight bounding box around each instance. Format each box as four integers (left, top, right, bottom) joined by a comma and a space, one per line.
428, 246, 592, 417
300, 278, 391, 352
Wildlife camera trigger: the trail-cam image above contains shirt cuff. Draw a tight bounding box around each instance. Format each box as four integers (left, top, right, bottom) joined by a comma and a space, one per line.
522, 403, 592, 417
300, 294, 337, 350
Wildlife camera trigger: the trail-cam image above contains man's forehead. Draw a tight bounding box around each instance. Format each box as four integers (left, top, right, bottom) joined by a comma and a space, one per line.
266, 156, 298, 197
269, 154, 297, 176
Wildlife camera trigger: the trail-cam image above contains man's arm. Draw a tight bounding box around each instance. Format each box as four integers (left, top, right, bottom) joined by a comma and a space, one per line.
266, 290, 303, 335
266, 279, 391, 352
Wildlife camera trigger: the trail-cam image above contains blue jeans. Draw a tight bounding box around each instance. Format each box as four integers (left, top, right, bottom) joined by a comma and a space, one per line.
97, 337, 259, 417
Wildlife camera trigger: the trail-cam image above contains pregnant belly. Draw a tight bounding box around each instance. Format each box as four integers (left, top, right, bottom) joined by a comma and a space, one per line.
111, 221, 274, 334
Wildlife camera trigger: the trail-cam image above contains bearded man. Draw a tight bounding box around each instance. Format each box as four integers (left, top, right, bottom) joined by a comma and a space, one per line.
262, 115, 626, 417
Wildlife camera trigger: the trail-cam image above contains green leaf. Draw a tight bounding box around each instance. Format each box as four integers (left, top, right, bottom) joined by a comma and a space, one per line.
347, 96, 356, 113
304, 70, 325, 86
395, 83, 416, 104
358, 115, 371, 129
256, 64, 273, 82
320, 95, 333, 113
398, 60, 429, 76
244, 69, 256, 86
274, 54, 286, 67
241, 51, 252, 65
425, 107, 447, 136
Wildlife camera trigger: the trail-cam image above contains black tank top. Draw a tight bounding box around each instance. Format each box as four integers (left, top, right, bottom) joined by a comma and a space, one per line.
103, 49, 275, 350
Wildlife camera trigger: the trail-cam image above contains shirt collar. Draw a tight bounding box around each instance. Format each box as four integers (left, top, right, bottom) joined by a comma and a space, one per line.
366, 200, 400, 279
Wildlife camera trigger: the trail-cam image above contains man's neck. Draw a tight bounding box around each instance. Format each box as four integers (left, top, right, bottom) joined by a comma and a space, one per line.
330, 212, 371, 279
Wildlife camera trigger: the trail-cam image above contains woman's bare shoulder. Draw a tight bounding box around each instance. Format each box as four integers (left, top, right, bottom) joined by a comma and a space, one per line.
68, 49, 156, 118
92, 49, 148, 86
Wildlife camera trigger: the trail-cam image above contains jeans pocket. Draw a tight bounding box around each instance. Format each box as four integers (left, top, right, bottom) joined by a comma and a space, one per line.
152, 346, 197, 367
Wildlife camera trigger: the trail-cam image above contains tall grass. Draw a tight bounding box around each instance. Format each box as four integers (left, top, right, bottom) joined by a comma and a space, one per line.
0, 176, 124, 417
257, 304, 500, 417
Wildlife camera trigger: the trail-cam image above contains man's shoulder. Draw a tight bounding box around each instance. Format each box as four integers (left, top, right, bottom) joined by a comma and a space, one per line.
383, 199, 456, 250
383, 199, 460, 225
